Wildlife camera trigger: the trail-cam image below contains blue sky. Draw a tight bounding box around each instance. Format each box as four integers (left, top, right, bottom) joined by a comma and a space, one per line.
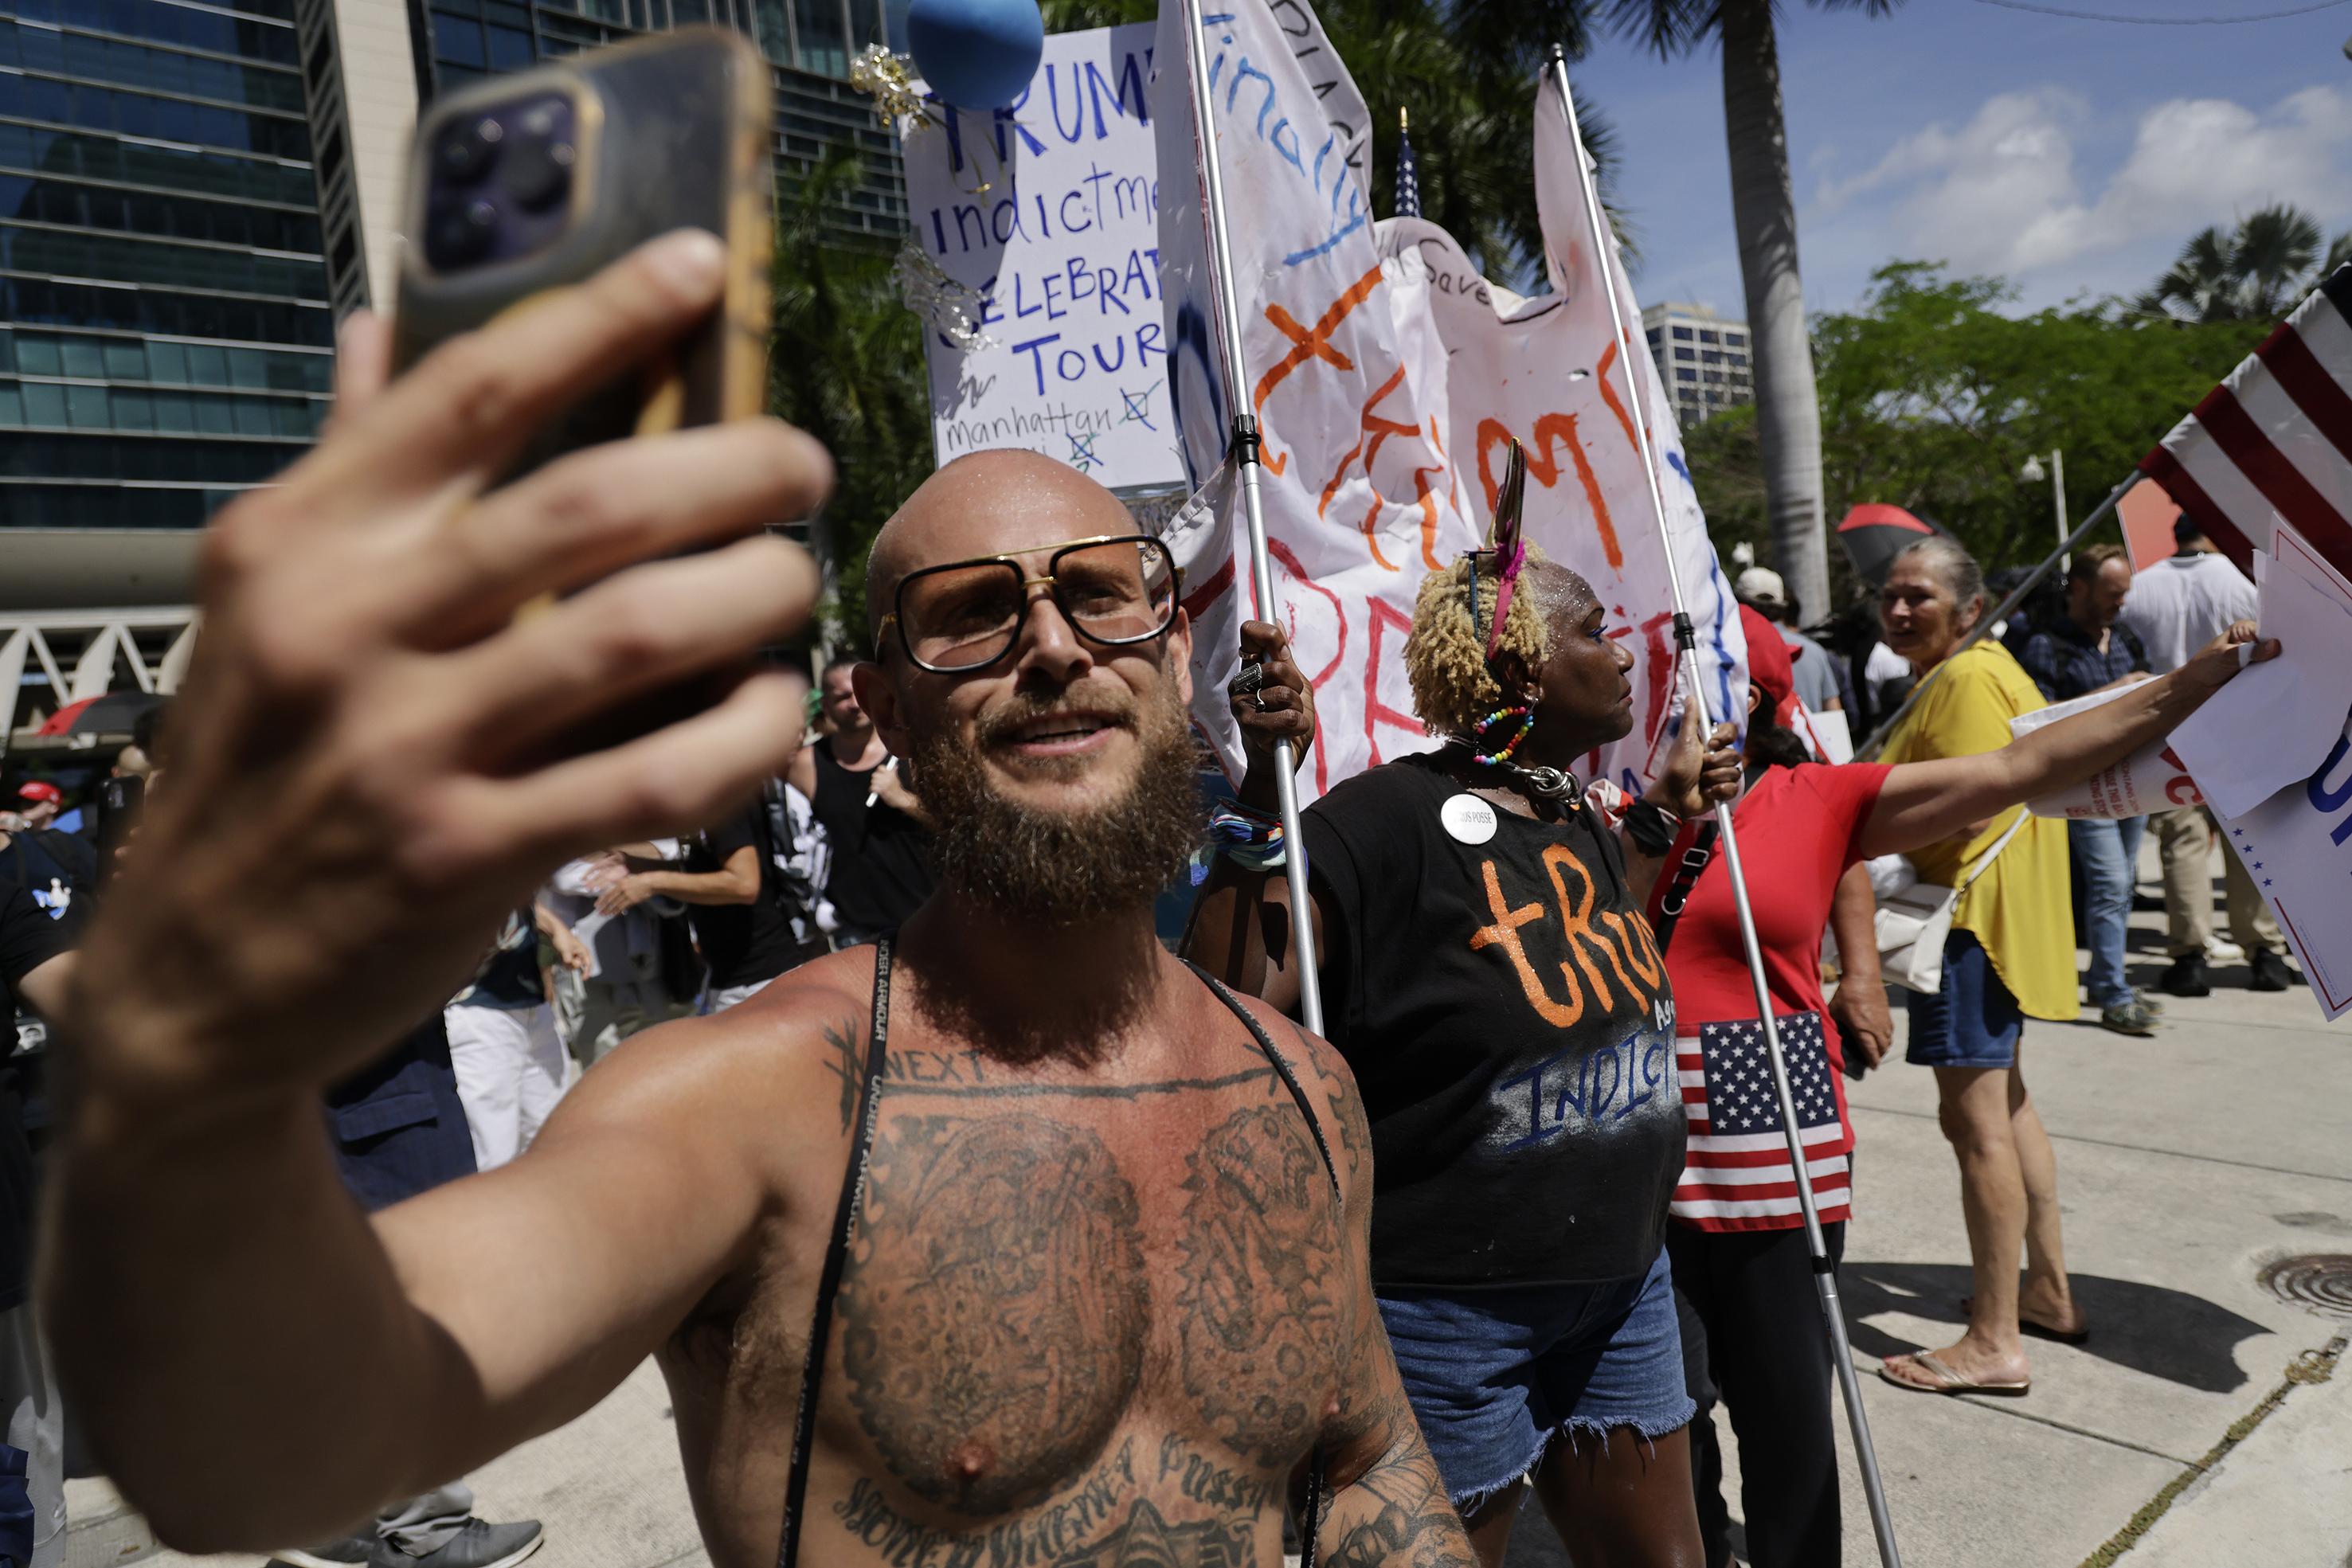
1571, 1, 2352, 319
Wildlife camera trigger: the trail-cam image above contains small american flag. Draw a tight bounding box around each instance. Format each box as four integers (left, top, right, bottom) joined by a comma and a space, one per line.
1671, 1012, 1852, 1231
2143, 265, 2352, 585
1394, 107, 1420, 220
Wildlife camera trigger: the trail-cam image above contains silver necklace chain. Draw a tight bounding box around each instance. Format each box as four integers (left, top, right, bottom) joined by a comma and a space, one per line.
1445, 737, 1583, 805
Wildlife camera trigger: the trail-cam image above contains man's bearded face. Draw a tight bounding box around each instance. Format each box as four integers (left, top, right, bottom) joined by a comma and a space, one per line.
910, 672, 1204, 925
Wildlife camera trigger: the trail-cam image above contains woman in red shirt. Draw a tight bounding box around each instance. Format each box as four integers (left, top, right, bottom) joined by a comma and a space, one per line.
1646, 606, 2268, 1566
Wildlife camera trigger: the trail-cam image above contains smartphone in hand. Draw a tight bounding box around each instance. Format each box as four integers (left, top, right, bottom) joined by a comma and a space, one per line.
392, 25, 775, 478
390, 27, 778, 750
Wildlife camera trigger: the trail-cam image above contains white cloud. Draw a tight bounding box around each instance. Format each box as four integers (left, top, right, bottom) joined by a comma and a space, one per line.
1809, 84, 2352, 285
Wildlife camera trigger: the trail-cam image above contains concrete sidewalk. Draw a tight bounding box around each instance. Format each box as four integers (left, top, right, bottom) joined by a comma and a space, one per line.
67, 897, 2352, 1568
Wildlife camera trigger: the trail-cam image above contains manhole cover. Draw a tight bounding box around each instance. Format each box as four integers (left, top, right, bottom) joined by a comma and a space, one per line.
2259, 1253, 2352, 1318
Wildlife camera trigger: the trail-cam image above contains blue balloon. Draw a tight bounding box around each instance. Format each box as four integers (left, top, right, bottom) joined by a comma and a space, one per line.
909, 0, 1043, 112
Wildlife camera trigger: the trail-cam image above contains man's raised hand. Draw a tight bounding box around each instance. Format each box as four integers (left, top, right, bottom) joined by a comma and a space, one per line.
68, 230, 830, 1108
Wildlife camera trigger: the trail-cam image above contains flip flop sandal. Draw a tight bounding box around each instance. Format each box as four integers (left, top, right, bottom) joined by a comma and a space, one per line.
1959, 1296, 2092, 1345
1878, 1351, 2030, 1398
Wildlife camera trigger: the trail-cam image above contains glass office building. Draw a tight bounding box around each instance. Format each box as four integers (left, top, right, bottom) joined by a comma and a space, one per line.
3, 0, 909, 541
307, 0, 911, 315
423, 2, 913, 249
1, 0, 335, 530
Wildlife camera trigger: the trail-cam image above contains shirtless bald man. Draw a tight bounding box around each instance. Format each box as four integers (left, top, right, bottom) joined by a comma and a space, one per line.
49, 236, 1471, 1568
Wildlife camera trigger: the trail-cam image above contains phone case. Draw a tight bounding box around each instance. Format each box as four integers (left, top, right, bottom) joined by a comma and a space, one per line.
390, 26, 774, 471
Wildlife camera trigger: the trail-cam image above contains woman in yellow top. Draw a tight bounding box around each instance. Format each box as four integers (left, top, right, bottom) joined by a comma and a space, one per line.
1877, 535, 2084, 1398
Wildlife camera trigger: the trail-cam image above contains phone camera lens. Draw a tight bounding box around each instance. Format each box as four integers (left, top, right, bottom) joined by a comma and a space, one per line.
503, 100, 574, 213
434, 116, 503, 186
425, 197, 499, 269
504, 137, 574, 213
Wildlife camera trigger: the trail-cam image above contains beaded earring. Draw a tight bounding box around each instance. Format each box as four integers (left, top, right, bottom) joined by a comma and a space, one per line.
1466, 704, 1534, 768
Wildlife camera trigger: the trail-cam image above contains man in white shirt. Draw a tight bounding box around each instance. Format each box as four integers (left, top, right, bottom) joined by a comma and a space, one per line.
545, 849, 691, 1066
2117, 514, 2298, 995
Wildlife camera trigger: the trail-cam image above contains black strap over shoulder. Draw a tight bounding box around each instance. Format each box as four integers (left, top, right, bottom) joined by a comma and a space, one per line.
777, 936, 894, 1568
1650, 821, 1720, 956
1185, 962, 1339, 1568
1186, 962, 1341, 1206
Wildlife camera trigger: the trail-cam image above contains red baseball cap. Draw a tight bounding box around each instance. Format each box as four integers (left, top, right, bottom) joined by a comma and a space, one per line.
1739, 605, 1799, 728
14, 781, 61, 806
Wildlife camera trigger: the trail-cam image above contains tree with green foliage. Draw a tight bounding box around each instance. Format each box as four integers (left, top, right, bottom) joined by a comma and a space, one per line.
1600, 0, 1908, 627
2134, 202, 2352, 326
769, 152, 936, 643
1685, 263, 2268, 601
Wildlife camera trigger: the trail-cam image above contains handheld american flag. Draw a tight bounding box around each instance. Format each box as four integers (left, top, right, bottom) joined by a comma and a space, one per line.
2141, 265, 2352, 586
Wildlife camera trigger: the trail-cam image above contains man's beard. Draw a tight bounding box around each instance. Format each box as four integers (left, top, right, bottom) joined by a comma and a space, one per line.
910, 682, 1205, 926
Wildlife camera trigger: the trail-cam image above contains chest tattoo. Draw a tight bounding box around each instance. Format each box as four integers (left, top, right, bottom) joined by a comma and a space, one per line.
839, 1113, 1149, 1515
1174, 1105, 1343, 1464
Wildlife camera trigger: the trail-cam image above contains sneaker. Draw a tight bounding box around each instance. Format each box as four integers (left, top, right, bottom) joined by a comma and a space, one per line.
2160, 953, 2212, 998
2100, 999, 2160, 1036
276, 1539, 375, 1568
372, 1519, 544, 1568
2207, 936, 2246, 966
2249, 949, 2300, 991
2134, 988, 2166, 1015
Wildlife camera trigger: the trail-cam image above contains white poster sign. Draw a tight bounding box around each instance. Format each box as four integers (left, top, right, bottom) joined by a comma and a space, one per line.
2012, 683, 2202, 820
1149, 0, 1743, 796
902, 25, 1183, 491
2209, 523, 2352, 1019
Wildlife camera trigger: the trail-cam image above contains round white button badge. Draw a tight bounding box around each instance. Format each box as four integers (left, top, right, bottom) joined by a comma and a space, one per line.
1440, 792, 1498, 845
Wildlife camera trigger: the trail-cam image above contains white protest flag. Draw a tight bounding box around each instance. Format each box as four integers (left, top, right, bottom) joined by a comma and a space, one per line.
1151, 0, 1744, 796
1150, 0, 1472, 796
1377, 69, 1745, 796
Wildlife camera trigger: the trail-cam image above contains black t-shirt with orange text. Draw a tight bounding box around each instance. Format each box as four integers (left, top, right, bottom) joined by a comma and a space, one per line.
1301, 752, 1681, 1288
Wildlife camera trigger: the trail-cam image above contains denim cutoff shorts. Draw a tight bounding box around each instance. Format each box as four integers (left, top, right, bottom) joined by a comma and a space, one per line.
1904, 928, 2025, 1069
1376, 1246, 1696, 1508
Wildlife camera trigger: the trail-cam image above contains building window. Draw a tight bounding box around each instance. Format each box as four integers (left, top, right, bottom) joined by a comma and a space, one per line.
1697, 329, 1717, 344
1670, 325, 1693, 342
1675, 367, 1696, 382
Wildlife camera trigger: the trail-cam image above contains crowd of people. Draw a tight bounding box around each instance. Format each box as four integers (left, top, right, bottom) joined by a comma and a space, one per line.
1, 236, 2300, 1568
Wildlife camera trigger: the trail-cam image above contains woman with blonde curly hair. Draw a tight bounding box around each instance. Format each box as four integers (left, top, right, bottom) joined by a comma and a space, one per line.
1188, 545, 1741, 1568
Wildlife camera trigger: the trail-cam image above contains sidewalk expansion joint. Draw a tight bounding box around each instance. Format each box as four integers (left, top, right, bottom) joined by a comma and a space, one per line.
2074, 1331, 2345, 1566
1849, 1104, 2352, 1187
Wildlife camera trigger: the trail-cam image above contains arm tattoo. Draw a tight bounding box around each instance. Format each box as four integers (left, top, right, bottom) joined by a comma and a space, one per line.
1296, 1026, 1372, 1187
839, 1113, 1149, 1515
821, 1018, 863, 1133
1319, 1405, 1475, 1568
1175, 1105, 1344, 1466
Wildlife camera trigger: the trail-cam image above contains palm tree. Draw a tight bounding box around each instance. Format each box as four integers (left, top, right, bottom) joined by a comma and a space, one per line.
1602, 0, 1905, 624
2135, 203, 2352, 325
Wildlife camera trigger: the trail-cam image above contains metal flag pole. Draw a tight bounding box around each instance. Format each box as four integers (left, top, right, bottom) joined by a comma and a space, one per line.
1547, 44, 1903, 1568
1182, 0, 1325, 1035
1856, 472, 2135, 761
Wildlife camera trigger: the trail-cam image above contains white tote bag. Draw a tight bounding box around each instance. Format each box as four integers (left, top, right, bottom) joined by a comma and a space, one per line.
1873, 813, 2029, 995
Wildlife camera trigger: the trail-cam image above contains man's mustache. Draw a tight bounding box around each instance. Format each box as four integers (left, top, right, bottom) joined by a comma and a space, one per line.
975, 694, 1138, 747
